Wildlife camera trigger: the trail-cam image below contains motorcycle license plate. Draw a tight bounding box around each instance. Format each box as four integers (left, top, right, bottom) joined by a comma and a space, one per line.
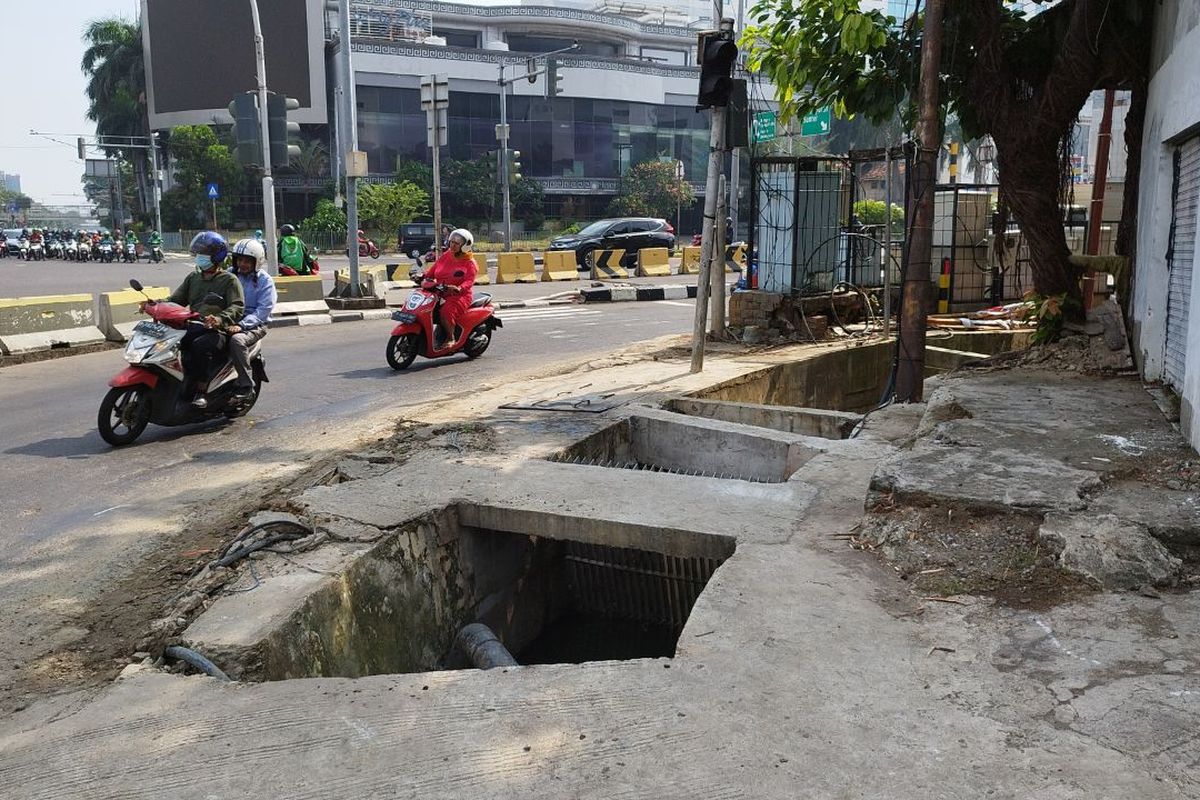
391, 311, 416, 323
133, 320, 168, 338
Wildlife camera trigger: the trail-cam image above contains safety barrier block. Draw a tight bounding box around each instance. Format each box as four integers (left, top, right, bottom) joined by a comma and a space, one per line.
274, 275, 329, 317
724, 242, 747, 273
495, 252, 537, 283
0, 293, 106, 355
473, 253, 491, 285
589, 249, 628, 280
636, 247, 671, 277
541, 251, 579, 281
98, 286, 170, 342
679, 246, 703, 274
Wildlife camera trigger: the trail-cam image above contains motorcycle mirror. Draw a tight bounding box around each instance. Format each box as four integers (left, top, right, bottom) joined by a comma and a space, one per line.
129, 279, 144, 292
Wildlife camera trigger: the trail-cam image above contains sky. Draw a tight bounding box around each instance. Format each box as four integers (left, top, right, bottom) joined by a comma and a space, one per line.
0, 0, 140, 206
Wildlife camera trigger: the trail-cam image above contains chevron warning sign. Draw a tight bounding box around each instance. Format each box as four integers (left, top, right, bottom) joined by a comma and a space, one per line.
589, 249, 628, 280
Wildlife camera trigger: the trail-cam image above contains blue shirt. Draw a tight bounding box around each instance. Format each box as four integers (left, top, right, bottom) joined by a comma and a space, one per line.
236, 269, 277, 329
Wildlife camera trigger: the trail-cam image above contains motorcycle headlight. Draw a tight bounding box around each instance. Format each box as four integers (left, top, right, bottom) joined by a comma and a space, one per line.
142, 339, 179, 364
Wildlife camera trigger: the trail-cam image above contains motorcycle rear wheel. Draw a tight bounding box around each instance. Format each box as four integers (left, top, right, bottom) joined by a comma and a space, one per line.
386, 333, 419, 371
224, 378, 262, 419
98, 385, 152, 446
464, 325, 492, 359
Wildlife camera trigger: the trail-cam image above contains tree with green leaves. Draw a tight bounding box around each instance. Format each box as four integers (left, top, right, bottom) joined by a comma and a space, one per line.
743, 0, 1154, 312
608, 160, 695, 221
160, 125, 244, 229
301, 198, 347, 232
82, 18, 152, 221
357, 181, 430, 233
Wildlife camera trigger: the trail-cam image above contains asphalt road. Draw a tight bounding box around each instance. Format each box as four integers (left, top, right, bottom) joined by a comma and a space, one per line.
0, 297, 697, 709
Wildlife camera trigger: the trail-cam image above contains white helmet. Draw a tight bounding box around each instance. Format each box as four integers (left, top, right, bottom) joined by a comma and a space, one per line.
231, 238, 267, 269
448, 228, 474, 251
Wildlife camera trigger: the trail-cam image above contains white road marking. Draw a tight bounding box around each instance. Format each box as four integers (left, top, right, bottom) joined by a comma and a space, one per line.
658, 300, 695, 307
93, 505, 130, 517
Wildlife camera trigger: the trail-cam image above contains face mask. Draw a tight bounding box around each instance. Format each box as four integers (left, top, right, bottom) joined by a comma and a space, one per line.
194, 254, 213, 271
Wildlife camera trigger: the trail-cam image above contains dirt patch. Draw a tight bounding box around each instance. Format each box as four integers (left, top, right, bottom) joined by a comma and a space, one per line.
856, 504, 1098, 610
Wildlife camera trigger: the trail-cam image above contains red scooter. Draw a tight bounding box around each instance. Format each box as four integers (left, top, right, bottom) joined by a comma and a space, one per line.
97, 280, 267, 446
355, 237, 380, 259
385, 273, 501, 370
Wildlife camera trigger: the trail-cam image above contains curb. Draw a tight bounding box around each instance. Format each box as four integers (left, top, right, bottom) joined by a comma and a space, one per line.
580, 285, 699, 303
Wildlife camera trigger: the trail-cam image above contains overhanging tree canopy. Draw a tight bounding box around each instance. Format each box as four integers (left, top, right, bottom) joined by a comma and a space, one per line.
743, 0, 1154, 308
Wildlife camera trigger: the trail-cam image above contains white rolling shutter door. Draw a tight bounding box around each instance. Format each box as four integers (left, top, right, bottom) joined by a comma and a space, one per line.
1165, 138, 1200, 390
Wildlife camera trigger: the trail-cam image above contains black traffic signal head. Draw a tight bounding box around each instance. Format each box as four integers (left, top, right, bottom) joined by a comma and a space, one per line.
697, 32, 737, 110
267, 92, 301, 168
228, 92, 261, 167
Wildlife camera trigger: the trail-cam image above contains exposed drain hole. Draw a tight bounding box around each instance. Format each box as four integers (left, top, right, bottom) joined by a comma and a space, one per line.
548, 453, 773, 482
185, 507, 733, 681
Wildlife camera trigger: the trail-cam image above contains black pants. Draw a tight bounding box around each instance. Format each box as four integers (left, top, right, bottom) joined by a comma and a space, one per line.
180, 323, 226, 397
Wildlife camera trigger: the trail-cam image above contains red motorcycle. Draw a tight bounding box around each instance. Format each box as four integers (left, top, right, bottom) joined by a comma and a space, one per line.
357, 237, 380, 259
385, 273, 501, 370
97, 280, 267, 446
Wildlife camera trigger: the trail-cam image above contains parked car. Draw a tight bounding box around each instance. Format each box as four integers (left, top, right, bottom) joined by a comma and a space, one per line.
398, 222, 449, 260
3, 229, 22, 256
546, 218, 676, 269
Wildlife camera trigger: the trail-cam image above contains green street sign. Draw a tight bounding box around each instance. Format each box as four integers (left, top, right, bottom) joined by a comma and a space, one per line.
801, 107, 832, 136
751, 111, 777, 144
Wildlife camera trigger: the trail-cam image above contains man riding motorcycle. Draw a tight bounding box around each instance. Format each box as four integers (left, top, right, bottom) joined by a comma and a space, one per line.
150, 232, 245, 407
277, 224, 317, 275
226, 238, 276, 401
423, 228, 477, 348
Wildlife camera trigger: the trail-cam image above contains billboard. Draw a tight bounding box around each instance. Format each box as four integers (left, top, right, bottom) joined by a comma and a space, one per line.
141, 0, 327, 129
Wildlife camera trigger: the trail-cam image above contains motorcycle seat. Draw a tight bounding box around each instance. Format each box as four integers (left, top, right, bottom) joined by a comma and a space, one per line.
470, 293, 491, 308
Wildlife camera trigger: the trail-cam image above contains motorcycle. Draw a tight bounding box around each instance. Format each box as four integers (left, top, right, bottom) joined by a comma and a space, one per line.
63, 239, 77, 261
78, 241, 92, 262
98, 242, 114, 263
122, 241, 138, 263
47, 240, 63, 259
354, 238, 380, 259
385, 271, 501, 370
27, 240, 44, 261
17, 237, 29, 260
147, 244, 164, 263
97, 280, 268, 446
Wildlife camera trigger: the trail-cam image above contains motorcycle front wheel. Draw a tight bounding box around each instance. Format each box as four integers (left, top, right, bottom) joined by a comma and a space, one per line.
386, 333, 419, 371
98, 385, 152, 446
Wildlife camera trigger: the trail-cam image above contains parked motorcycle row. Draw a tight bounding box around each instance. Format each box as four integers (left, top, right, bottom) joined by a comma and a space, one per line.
1, 229, 165, 264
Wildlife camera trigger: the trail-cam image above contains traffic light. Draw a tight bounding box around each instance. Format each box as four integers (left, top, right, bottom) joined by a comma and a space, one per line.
507, 148, 522, 184
77, 137, 86, 160
267, 92, 301, 168
545, 59, 563, 99
228, 92, 261, 167
697, 32, 737, 109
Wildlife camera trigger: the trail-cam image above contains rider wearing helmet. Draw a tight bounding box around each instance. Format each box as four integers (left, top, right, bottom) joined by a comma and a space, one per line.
423, 227, 477, 349
225, 238, 276, 400
159, 232, 245, 406
277, 223, 315, 275
253, 229, 264, 243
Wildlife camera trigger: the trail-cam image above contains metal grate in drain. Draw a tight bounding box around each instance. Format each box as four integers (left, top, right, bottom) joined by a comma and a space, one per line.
564, 541, 721, 632
548, 454, 772, 483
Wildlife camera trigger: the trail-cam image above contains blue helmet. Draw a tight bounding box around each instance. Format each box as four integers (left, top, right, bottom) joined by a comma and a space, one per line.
188, 231, 229, 265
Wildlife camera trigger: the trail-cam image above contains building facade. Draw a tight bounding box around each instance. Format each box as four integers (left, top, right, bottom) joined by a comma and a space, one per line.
1131, 0, 1200, 450
0, 172, 20, 194
341, 1, 712, 223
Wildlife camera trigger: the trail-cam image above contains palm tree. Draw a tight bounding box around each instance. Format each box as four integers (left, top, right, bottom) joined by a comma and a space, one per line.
81, 18, 151, 219
289, 140, 330, 180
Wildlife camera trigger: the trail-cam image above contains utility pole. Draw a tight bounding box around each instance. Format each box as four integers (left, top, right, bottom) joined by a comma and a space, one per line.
422, 75, 449, 257
883, 145, 893, 338
710, 173, 727, 335
498, 63, 512, 252
727, 0, 745, 240
248, 0, 279, 272
150, 133, 163, 235
894, 0, 944, 402
691, 17, 736, 373
337, 0, 361, 294
1087, 89, 1116, 256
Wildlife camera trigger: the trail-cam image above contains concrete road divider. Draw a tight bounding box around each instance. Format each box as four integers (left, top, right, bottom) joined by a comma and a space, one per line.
98, 286, 170, 342
589, 249, 628, 280
495, 252, 537, 283
680, 246, 702, 274
581, 284, 698, 303
0, 293, 107, 355
636, 247, 671, 277
472, 253, 491, 285
274, 275, 329, 317
541, 251, 578, 281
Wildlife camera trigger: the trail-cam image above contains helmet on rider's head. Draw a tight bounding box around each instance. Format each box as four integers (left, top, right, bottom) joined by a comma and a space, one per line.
231, 238, 267, 271
254, 229, 263, 238
279, 224, 296, 237
189, 230, 229, 268
448, 228, 473, 251
357, 229, 364, 237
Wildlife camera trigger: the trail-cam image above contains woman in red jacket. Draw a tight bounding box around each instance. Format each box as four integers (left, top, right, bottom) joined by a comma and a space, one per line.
423, 228, 477, 348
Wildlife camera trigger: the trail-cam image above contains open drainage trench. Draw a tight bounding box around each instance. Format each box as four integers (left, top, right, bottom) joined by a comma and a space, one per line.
180, 332, 1027, 681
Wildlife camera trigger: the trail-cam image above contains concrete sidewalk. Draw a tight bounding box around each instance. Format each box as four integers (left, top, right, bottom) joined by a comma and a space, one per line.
0, 339, 1195, 798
